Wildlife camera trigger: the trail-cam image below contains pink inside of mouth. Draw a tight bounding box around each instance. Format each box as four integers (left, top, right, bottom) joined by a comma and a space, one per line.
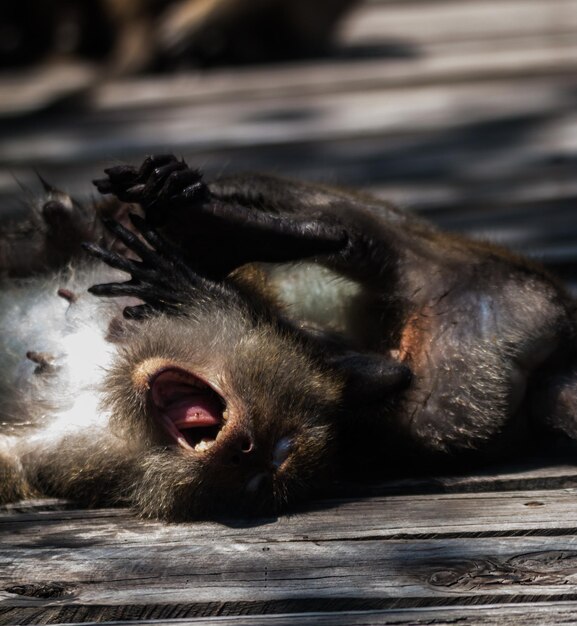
150, 368, 225, 451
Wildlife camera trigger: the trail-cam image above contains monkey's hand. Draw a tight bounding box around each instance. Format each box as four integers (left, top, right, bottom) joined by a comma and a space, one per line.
93, 155, 348, 278
83, 214, 234, 320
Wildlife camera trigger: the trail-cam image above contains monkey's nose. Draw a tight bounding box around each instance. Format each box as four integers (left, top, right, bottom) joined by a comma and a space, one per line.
228, 435, 255, 466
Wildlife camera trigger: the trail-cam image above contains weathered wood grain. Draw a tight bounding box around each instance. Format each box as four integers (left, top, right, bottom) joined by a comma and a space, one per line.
5, 602, 577, 626
10, 602, 577, 626
85, 38, 577, 111
2, 74, 575, 166
4, 489, 577, 614
344, 0, 577, 47
5, 488, 577, 544
1, 0, 575, 118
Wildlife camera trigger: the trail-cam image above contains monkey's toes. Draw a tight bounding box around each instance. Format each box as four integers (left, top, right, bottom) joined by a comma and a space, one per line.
93, 155, 178, 198
93, 155, 209, 225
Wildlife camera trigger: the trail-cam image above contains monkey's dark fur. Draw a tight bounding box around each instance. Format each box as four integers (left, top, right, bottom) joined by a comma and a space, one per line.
1, 155, 577, 520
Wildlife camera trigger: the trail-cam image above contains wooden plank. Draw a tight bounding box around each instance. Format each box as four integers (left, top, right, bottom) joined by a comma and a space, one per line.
1, 35, 575, 119
6, 486, 577, 543
6, 604, 577, 626
343, 0, 577, 46
1, 74, 576, 166
0, 0, 575, 118
0, 62, 97, 117
5, 529, 577, 609
2, 106, 575, 192
86, 37, 577, 112
3, 123, 574, 212
14, 602, 577, 625
5, 487, 577, 615
339, 461, 577, 498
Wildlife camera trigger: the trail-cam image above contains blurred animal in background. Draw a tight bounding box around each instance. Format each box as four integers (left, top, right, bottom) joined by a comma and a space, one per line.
0, 0, 359, 72
1, 155, 577, 521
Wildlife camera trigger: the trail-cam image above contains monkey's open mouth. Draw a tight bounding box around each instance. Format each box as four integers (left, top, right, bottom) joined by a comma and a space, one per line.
150, 368, 226, 453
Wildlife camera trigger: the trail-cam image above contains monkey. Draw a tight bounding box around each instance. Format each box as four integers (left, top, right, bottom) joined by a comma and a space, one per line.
0, 0, 359, 72
91, 156, 577, 464
1, 154, 577, 521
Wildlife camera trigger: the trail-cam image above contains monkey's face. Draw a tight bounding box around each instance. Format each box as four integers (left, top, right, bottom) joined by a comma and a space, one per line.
105, 312, 342, 521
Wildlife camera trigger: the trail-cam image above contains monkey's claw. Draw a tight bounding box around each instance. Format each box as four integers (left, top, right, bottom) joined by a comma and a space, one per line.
93, 155, 209, 225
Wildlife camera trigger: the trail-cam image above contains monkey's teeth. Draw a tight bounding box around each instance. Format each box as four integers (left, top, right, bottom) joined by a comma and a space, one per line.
195, 439, 215, 452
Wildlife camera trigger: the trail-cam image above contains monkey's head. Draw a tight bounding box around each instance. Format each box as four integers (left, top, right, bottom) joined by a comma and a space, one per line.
104, 306, 343, 521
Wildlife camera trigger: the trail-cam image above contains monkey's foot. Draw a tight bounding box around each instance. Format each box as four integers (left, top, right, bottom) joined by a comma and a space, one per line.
93, 155, 210, 226
0, 178, 101, 276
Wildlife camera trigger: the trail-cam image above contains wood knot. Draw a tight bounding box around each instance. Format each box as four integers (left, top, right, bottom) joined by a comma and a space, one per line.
5, 581, 76, 599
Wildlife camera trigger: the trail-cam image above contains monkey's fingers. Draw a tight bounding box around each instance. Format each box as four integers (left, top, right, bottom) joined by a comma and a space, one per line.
99, 218, 166, 269
89, 270, 226, 319
140, 168, 209, 226
88, 279, 178, 304
82, 242, 146, 276
86, 224, 226, 314
126, 213, 202, 284
127, 213, 173, 258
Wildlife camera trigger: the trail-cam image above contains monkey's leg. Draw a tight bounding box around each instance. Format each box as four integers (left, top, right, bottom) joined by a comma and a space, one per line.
94, 155, 410, 370
0, 178, 133, 277
0, 182, 92, 276
94, 155, 363, 279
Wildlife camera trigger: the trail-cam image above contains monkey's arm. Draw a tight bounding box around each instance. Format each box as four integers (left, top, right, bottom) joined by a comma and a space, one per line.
92, 155, 379, 280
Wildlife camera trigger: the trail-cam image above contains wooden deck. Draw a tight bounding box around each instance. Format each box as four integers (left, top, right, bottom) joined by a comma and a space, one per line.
4, 462, 577, 625
1, 0, 577, 623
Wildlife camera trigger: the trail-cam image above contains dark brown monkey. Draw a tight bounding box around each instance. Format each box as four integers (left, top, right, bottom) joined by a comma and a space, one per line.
93, 156, 577, 464
1, 155, 577, 521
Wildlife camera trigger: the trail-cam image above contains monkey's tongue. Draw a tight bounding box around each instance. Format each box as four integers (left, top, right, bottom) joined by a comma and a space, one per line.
164, 396, 223, 428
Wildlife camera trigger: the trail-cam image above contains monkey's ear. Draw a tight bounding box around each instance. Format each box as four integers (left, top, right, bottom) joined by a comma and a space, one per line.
83, 214, 235, 319
329, 352, 412, 405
